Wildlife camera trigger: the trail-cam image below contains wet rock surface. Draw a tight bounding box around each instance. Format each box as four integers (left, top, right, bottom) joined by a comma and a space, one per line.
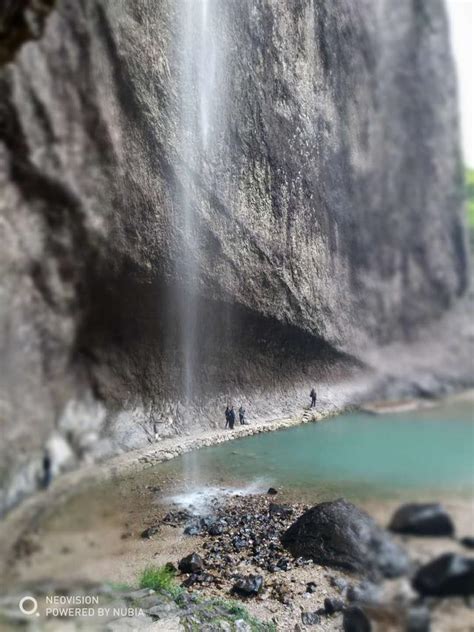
281, 499, 410, 579
389, 503, 455, 537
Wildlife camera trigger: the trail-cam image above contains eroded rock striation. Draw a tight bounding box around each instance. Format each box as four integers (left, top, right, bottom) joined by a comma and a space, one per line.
0, 0, 470, 511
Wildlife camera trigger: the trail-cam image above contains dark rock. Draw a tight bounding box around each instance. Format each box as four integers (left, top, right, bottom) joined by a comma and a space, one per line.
208, 523, 224, 536
460, 536, 474, 549
231, 575, 264, 597
412, 553, 474, 597
232, 537, 248, 551
306, 581, 317, 593
389, 503, 455, 537
140, 525, 160, 539
182, 571, 216, 587
184, 523, 201, 536
276, 557, 290, 571
267, 488, 278, 495
163, 510, 192, 525
184, 515, 215, 536
181, 573, 200, 588
406, 605, 431, 632
324, 597, 344, 615
269, 503, 293, 518
178, 553, 204, 574
146, 485, 161, 493
301, 611, 321, 625
347, 581, 383, 606
343, 606, 372, 632
281, 499, 409, 579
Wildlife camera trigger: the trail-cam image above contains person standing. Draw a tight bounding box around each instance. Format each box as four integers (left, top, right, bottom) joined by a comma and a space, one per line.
225, 405, 231, 428
238, 405, 246, 425
228, 406, 236, 429
310, 388, 317, 408
42, 450, 52, 489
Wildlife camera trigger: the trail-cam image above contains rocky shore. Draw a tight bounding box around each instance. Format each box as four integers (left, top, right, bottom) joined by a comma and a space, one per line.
1, 489, 473, 631
140, 493, 474, 631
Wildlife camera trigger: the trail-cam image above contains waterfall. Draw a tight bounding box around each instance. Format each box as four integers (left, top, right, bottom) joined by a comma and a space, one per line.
175, 0, 223, 413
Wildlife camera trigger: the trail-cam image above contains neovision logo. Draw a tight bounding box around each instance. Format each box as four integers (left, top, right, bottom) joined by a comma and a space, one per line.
19, 596, 39, 616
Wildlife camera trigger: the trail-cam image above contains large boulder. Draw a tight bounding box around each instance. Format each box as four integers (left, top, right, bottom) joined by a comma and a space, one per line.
388, 503, 455, 537
412, 553, 474, 597
281, 499, 409, 579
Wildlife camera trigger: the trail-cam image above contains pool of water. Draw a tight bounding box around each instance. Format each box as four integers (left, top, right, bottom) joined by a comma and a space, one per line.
157, 399, 474, 503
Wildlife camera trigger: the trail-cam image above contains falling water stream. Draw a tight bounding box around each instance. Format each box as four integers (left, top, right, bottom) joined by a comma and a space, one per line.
176, 0, 222, 409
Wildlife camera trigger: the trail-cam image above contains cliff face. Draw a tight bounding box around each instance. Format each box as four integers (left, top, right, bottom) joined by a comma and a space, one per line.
0, 0, 469, 511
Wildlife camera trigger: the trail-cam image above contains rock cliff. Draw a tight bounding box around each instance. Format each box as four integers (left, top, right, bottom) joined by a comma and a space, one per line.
0, 0, 470, 512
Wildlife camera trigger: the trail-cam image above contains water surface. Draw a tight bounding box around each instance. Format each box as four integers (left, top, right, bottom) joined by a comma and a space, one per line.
158, 399, 474, 503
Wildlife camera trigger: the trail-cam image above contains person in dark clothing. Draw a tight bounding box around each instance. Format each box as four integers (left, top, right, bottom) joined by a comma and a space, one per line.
42, 451, 52, 489
228, 406, 236, 429
225, 406, 231, 428
310, 388, 317, 408
238, 406, 246, 425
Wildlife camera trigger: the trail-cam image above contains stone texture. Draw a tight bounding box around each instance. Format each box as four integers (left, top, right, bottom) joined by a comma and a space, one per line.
0, 0, 470, 511
389, 503, 455, 537
412, 553, 474, 597
281, 498, 410, 579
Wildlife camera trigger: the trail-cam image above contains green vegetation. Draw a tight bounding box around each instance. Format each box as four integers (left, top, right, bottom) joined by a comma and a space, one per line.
136, 567, 276, 631
139, 564, 182, 598
209, 598, 277, 632
466, 167, 474, 229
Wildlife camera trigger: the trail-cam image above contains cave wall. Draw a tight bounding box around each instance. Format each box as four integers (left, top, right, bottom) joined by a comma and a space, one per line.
0, 0, 468, 511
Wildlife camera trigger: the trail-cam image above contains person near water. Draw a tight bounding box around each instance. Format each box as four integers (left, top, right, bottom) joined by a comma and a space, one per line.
225, 405, 231, 428
228, 406, 236, 429
238, 405, 246, 425
42, 450, 52, 489
310, 387, 317, 408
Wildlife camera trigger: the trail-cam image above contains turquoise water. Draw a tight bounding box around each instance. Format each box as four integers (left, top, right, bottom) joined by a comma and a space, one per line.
163, 400, 474, 501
